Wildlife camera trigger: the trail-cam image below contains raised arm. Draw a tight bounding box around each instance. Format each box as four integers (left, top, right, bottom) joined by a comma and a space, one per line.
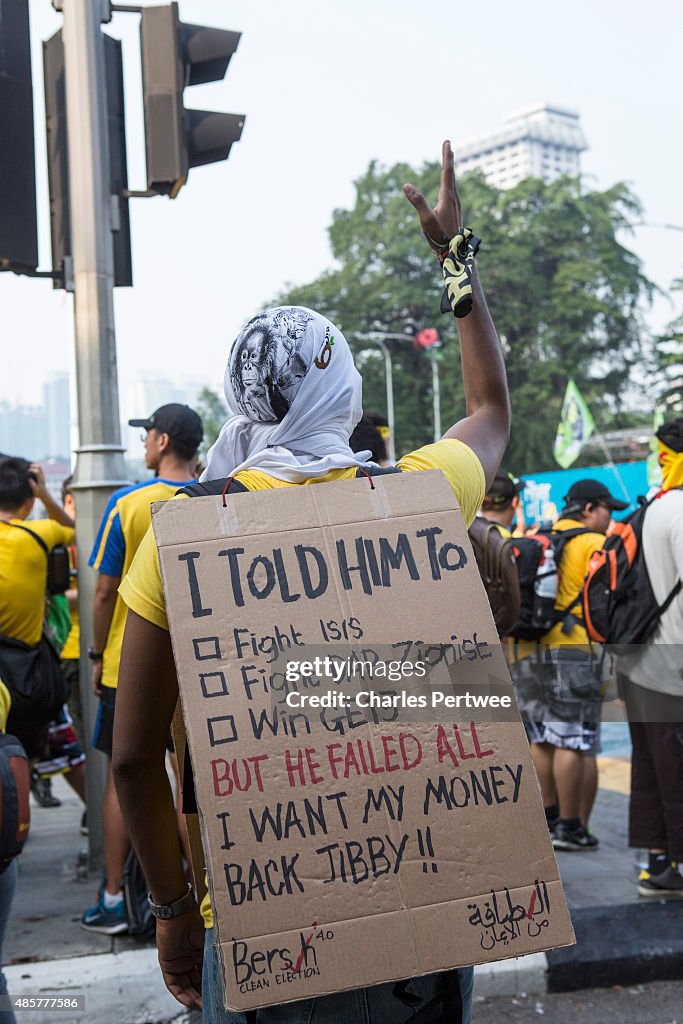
403, 142, 510, 487
29, 464, 74, 527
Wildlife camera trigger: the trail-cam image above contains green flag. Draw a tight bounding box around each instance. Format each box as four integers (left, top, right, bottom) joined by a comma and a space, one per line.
554, 379, 596, 468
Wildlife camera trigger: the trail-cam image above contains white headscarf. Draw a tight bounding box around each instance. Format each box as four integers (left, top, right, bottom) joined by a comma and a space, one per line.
201, 306, 374, 483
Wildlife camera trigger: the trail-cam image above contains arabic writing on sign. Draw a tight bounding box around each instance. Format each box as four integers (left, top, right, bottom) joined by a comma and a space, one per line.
467, 880, 551, 951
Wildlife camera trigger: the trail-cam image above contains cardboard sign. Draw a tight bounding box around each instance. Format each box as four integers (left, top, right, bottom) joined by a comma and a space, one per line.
152, 471, 574, 1012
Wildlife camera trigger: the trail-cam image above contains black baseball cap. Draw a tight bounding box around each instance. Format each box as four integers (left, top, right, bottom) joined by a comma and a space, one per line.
484, 468, 525, 504
129, 403, 203, 451
563, 479, 629, 511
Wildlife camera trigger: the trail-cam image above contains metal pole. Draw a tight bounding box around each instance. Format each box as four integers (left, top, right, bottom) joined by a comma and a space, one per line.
431, 352, 441, 442
60, 0, 128, 870
371, 338, 396, 463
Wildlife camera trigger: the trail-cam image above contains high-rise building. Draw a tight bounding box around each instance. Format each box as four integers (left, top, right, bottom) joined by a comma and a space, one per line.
44, 373, 71, 459
454, 104, 588, 189
0, 402, 48, 460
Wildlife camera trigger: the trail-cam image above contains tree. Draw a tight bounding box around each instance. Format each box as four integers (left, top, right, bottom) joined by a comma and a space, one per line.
652, 276, 683, 415
195, 386, 228, 457
273, 160, 654, 470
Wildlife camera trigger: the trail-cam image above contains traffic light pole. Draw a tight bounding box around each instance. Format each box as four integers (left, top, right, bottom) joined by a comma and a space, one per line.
58, 0, 128, 870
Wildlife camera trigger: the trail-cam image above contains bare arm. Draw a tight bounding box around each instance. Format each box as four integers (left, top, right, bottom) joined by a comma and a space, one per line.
29, 464, 74, 527
91, 573, 120, 693
403, 142, 510, 487
113, 610, 204, 1009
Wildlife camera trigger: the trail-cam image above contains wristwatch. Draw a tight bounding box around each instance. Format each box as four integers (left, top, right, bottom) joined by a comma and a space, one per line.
148, 883, 195, 920
87, 648, 103, 661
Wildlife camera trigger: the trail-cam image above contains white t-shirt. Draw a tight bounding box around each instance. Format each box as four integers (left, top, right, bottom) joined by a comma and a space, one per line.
619, 488, 683, 694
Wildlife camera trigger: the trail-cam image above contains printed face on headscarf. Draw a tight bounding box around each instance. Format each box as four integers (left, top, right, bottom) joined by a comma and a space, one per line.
203, 305, 368, 484
229, 308, 315, 422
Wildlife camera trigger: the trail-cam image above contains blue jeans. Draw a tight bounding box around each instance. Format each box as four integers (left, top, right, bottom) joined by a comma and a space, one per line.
0, 860, 18, 1024
202, 929, 473, 1023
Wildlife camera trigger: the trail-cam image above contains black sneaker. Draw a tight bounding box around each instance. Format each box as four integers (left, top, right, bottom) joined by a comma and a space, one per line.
638, 865, 683, 898
30, 771, 62, 808
552, 822, 599, 851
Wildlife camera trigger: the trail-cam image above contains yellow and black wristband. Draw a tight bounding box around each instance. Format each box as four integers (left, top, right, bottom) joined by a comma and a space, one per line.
439, 228, 481, 318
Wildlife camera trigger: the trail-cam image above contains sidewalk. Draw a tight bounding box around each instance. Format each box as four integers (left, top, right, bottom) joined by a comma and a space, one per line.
5, 753, 681, 1023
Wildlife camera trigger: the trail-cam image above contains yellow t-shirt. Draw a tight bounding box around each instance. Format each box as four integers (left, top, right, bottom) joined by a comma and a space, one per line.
61, 548, 80, 661
90, 479, 194, 689
542, 519, 605, 647
0, 678, 11, 732
119, 438, 486, 927
0, 519, 75, 646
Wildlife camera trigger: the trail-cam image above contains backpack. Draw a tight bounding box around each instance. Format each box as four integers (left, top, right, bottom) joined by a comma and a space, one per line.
7, 522, 71, 596
508, 528, 592, 641
467, 518, 520, 636
0, 732, 31, 873
583, 493, 682, 655
0, 632, 70, 753
122, 848, 156, 938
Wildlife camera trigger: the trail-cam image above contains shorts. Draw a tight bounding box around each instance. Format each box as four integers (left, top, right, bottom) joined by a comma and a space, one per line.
524, 717, 602, 755
34, 704, 86, 777
511, 648, 602, 754
93, 684, 117, 757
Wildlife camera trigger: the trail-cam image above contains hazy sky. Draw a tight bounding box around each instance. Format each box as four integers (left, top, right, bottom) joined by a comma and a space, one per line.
2, 0, 682, 412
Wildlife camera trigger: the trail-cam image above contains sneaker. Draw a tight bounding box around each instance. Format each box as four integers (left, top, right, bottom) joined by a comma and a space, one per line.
552, 822, 599, 851
80, 811, 88, 836
638, 865, 683, 899
30, 772, 62, 808
80, 894, 128, 935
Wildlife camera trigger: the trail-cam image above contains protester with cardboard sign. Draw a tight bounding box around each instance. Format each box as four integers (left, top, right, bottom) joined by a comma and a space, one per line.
111, 142, 571, 1023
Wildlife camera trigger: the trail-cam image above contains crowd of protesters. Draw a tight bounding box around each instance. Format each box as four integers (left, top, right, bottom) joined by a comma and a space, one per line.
1, 140, 681, 1024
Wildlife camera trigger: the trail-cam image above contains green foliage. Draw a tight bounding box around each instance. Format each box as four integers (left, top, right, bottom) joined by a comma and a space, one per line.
274, 160, 654, 470
652, 275, 683, 414
195, 386, 228, 456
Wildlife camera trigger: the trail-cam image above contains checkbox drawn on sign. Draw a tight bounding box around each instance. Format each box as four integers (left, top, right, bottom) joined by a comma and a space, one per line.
207, 715, 238, 746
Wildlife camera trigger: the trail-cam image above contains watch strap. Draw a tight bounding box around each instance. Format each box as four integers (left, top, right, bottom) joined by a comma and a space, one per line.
148, 883, 195, 920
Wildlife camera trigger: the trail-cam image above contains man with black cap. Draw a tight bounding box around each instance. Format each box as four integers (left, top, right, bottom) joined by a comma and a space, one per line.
525, 478, 628, 853
619, 416, 683, 897
81, 404, 202, 934
480, 468, 526, 537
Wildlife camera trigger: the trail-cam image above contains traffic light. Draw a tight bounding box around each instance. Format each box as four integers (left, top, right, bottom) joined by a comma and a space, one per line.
43, 30, 132, 288
0, 0, 38, 274
140, 3, 245, 197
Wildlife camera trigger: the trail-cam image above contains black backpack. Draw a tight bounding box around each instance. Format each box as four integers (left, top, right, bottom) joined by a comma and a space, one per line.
509, 528, 592, 641
122, 848, 156, 938
583, 492, 682, 654
0, 732, 31, 873
7, 522, 71, 596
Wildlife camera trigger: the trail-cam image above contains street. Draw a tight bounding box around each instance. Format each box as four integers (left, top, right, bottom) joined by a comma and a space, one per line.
474, 981, 683, 1024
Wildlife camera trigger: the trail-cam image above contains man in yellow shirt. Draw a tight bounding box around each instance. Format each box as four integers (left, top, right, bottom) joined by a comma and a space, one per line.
0, 458, 74, 755
112, 142, 510, 1024
480, 468, 526, 539
80, 404, 202, 935
521, 479, 628, 853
